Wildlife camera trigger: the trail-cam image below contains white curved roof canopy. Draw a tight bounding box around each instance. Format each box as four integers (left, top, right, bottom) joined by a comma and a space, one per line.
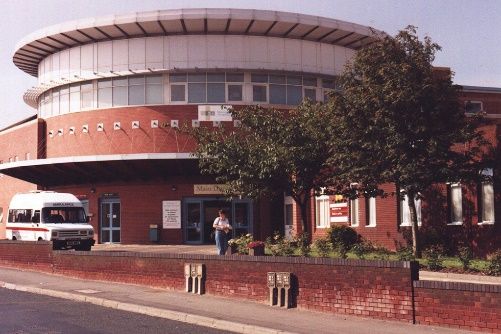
13, 8, 383, 77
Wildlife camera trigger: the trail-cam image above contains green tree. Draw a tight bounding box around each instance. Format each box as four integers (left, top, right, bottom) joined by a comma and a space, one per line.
328, 26, 488, 257
187, 101, 336, 235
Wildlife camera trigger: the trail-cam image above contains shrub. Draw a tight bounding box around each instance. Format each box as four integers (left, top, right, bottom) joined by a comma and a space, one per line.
327, 225, 358, 259
396, 247, 415, 261
294, 233, 311, 257
424, 245, 444, 271
457, 245, 473, 270
230, 233, 254, 255
485, 249, 501, 276
265, 231, 295, 257
247, 241, 265, 249
312, 238, 331, 257
352, 241, 373, 259
373, 245, 392, 261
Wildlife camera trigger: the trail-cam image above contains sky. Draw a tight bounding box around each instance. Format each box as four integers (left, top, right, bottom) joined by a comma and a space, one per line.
1, 0, 500, 128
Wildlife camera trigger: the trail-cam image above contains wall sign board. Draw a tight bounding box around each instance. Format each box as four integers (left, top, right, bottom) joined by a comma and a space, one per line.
162, 200, 181, 229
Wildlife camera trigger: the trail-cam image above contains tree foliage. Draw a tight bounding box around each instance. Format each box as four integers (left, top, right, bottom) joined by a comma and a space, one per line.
328, 26, 489, 256
187, 101, 336, 234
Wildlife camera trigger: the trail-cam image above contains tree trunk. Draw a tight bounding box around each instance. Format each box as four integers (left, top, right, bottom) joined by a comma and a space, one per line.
407, 189, 421, 258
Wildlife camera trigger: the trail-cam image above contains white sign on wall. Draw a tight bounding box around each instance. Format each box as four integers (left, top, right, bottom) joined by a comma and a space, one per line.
197, 105, 233, 121
162, 200, 181, 229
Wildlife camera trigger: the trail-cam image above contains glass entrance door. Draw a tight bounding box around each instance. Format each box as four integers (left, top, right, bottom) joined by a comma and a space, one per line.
100, 199, 121, 243
183, 198, 253, 244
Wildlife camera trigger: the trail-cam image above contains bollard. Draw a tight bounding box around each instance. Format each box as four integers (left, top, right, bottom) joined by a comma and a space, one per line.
185, 263, 205, 294
267, 272, 277, 306
184, 263, 192, 292
276, 272, 291, 308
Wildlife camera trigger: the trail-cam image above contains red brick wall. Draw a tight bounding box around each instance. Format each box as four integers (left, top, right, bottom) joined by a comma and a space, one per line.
0, 241, 500, 332
0, 241, 53, 272
44, 106, 200, 158
0, 242, 418, 323
414, 280, 501, 333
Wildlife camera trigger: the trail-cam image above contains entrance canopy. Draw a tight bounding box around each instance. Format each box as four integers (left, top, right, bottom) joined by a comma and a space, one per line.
0, 153, 199, 187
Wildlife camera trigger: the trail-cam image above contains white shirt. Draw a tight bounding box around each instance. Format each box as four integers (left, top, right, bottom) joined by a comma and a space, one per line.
213, 217, 231, 231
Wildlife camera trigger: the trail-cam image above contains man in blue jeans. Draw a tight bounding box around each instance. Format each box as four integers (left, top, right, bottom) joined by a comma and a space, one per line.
212, 209, 232, 255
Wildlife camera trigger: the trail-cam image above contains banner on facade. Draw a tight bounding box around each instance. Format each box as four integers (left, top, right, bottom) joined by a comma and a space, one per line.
197, 105, 233, 121
162, 200, 181, 229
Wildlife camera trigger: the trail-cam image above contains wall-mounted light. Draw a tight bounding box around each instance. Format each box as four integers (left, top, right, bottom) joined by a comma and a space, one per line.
97, 123, 104, 132
151, 120, 158, 128
171, 185, 177, 191
90, 187, 96, 194
192, 120, 200, 128
48, 130, 54, 138
233, 120, 242, 128
82, 124, 89, 133
57, 129, 64, 136
69, 127, 75, 135
213, 121, 221, 127
170, 120, 179, 128
132, 121, 140, 129
114, 122, 121, 130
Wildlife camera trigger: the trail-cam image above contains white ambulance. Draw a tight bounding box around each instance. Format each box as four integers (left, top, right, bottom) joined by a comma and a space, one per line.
6, 191, 95, 251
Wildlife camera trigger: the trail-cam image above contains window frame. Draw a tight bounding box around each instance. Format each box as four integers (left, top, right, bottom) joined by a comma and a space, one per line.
315, 195, 331, 228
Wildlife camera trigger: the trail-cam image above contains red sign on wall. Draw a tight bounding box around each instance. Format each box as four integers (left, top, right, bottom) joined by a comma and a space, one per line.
329, 195, 349, 223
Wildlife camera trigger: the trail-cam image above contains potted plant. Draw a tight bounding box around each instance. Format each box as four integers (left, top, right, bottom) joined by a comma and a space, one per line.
248, 241, 265, 256
226, 239, 238, 255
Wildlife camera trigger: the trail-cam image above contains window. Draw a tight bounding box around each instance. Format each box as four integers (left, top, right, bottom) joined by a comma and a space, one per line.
97, 79, 112, 108
304, 88, 316, 101
365, 197, 376, 227
227, 85, 243, 101
170, 85, 186, 102
69, 84, 80, 112
9, 209, 33, 223
400, 193, 422, 226
350, 198, 359, 227
207, 83, 225, 103
315, 195, 330, 228
465, 101, 483, 113
253, 85, 267, 102
479, 182, 495, 224
129, 76, 145, 105
81, 82, 94, 109
448, 183, 463, 225
52, 88, 60, 115
269, 84, 286, 104
112, 77, 128, 106
146, 75, 163, 104
59, 85, 70, 114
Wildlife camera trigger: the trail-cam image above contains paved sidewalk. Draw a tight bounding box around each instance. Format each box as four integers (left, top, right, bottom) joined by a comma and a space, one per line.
0, 267, 474, 334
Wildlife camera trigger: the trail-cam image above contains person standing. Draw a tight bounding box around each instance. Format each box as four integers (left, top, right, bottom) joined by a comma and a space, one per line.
213, 209, 232, 255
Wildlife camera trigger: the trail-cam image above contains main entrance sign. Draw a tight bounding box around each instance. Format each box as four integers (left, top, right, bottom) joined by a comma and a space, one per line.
193, 184, 229, 195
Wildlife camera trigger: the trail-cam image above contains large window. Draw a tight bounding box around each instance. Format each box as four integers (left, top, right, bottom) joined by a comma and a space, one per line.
350, 198, 359, 227
315, 195, 330, 228
37, 72, 336, 117
400, 193, 422, 227
479, 181, 495, 224
448, 183, 463, 225
365, 197, 376, 227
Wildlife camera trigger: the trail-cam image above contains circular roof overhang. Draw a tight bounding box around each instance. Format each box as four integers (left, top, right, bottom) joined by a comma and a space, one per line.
13, 8, 383, 77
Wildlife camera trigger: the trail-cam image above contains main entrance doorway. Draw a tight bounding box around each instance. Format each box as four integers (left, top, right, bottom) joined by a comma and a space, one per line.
183, 198, 252, 244
100, 198, 121, 243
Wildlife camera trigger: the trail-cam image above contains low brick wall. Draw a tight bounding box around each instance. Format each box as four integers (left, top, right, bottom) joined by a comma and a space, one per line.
0, 240, 53, 272
0, 240, 500, 332
0, 240, 418, 322
414, 280, 501, 333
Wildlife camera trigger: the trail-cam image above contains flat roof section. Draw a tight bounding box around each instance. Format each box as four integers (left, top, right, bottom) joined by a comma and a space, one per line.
0, 153, 198, 187
13, 8, 383, 77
